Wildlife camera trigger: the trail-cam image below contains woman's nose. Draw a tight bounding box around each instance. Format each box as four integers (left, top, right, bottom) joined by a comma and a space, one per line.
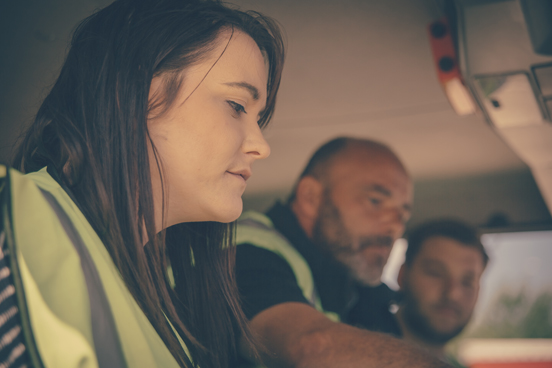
243, 122, 271, 160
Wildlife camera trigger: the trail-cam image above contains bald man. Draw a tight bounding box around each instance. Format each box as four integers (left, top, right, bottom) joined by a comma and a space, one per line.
235, 137, 450, 367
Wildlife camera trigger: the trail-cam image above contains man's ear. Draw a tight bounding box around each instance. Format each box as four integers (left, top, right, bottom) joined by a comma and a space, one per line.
294, 176, 324, 220
397, 263, 406, 290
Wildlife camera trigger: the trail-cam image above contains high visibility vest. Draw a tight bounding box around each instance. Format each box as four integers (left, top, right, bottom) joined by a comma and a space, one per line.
0, 165, 189, 368
236, 211, 340, 322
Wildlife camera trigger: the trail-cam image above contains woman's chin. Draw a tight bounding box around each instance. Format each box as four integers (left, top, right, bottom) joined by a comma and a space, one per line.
211, 201, 244, 223
171, 196, 244, 224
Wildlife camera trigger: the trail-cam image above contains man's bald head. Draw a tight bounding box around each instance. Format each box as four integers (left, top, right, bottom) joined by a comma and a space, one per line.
290, 137, 413, 286
290, 137, 408, 201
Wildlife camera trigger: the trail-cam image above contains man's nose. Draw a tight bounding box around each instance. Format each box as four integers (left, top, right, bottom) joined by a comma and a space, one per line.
381, 208, 406, 238
444, 278, 465, 303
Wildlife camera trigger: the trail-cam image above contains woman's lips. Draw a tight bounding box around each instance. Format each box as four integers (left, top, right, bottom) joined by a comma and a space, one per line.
227, 169, 251, 181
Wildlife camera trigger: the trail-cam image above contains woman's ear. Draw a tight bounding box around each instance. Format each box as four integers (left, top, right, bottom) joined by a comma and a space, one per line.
294, 176, 324, 221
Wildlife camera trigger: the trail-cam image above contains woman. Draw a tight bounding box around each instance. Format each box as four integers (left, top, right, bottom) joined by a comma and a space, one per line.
4, 0, 284, 367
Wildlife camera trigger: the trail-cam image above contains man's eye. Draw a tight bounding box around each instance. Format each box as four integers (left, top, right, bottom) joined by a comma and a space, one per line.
369, 197, 381, 206
462, 278, 475, 289
425, 268, 443, 278
227, 100, 247, 115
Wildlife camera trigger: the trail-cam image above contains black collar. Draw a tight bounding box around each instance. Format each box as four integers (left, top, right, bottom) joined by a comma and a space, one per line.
266, 201, 357, 318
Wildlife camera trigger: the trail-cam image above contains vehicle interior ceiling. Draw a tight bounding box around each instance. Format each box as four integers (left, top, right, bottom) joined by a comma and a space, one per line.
1, 0, 551, 234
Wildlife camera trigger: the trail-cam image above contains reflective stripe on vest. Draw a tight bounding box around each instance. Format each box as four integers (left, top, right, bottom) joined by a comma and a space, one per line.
236, 211, 339, 322
39, 189, 126, 368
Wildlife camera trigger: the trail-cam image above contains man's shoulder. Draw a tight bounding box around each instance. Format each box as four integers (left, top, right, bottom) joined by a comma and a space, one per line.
236, 210, 312, 280
235, 205, 323, 313
237, 210, 293, 249
238, 210, 274, 229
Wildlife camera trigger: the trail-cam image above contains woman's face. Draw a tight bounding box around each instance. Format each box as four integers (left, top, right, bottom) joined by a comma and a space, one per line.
147, 30, 270, 229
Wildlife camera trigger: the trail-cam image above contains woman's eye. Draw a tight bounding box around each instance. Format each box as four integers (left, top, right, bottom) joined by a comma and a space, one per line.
227, 100, 247, 116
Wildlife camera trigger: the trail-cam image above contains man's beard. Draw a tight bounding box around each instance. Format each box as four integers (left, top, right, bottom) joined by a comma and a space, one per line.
401, 287, 468, 345
311, 190, 393, 286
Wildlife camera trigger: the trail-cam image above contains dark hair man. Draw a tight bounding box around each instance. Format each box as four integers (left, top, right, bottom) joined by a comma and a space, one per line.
235, 137, 450, 367
396, 219, 489, 364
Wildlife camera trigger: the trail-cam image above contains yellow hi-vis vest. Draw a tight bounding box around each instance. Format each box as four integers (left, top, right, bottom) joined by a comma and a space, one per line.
236, 211, 340, 322
0, 165, 189, 368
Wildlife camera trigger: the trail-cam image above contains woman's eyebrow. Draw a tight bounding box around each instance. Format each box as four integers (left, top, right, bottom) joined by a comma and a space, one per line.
223, 82, 260, 100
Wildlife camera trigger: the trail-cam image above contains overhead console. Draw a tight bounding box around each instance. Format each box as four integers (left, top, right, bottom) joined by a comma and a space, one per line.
454, 0, 552, 215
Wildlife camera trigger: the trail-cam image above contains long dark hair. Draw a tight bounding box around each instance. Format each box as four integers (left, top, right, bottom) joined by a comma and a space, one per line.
13, 0, 285, 367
